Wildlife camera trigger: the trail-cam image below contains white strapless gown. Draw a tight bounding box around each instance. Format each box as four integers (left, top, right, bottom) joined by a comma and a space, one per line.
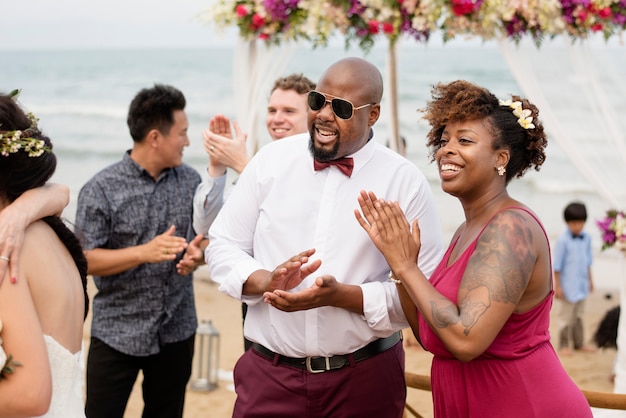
35, 335, 86, 418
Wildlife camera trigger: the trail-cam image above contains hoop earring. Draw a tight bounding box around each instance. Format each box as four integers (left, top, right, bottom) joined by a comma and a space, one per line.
497, 166, 506, 176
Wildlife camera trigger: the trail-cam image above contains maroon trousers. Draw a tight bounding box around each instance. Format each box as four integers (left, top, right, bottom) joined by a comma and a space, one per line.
232, 341, 406, 418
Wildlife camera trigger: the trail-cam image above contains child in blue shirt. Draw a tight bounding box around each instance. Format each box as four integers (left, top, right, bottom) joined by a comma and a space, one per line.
553, 201, 596, 355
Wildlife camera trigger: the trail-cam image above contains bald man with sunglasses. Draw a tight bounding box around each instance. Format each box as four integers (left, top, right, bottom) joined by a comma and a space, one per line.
206, 57, 444, 417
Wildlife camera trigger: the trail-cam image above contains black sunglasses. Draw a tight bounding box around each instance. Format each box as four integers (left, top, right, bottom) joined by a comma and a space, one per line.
307, 90, 373, 120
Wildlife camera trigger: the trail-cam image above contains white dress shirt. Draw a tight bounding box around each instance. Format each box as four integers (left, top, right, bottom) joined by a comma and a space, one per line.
206, 132, 444, 357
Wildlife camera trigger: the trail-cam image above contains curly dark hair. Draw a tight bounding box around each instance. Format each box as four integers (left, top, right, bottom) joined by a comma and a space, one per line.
420, 80, 547, 182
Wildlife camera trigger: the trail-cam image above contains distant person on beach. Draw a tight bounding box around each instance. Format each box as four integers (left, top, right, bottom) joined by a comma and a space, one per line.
193, 73, 315, 351
206, 57, 444, 417
554, 201, 596, 356
75, 84, 219, 418
355, 80, 593, 417
0, 91, 88, 418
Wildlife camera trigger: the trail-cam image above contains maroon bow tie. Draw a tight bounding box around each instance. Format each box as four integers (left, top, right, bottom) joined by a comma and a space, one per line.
313, 157, 354, 177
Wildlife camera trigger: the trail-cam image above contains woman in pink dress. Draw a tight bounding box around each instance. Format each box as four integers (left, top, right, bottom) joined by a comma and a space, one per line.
356, 80, 592, 417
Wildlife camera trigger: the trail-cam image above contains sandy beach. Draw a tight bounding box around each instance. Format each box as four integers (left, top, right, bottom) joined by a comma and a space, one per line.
79, 253, 624, 418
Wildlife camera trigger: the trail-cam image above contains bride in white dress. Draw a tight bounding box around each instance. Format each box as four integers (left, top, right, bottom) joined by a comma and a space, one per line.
41, 335, 86, 417
0, 91, 88, 418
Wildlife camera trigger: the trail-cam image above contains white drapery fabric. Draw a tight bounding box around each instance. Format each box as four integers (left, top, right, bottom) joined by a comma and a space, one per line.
233, 38, 294, 155
386, 40, 400, 154
498, 38, 626, 209
499, 38, 626, 415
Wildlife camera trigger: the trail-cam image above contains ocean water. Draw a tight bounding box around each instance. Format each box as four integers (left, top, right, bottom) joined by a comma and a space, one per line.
0, 45, 621, 252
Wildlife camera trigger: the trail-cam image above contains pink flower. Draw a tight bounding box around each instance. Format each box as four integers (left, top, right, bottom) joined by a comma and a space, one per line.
591, 23, 604, 31
451, 0, 479, 16
383, 22, 394, 34
597, 7, 612, 19
235, 4, 250, 17
251, 13, 265, 30
368, 20, 380, 34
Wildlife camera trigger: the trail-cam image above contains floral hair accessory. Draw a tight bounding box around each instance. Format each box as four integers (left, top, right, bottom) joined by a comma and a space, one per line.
499, 99, 535, 130
0, 89, 50, 158
0, 317, 22, 381
596, 209, 626, 252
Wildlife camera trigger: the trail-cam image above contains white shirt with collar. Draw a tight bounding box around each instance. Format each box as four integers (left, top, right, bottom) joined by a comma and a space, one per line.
206, 132, 444, 357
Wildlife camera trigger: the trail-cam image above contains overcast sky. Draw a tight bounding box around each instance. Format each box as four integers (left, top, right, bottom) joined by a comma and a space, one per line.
1, 0, 232, 50
0, 0, 494, 51
3, 1, 623, 51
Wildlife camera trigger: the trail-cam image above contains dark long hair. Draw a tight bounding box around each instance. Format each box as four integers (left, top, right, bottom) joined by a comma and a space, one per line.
0, 93, 89, 319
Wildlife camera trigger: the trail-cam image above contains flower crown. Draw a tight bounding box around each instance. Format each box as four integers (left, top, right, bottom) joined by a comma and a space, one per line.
0, 90, 50, 158
499, 99, 535, 130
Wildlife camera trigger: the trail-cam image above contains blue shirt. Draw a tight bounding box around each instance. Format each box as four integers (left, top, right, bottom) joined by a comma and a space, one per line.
75, 152, 201, 356
553, 230, 592, 303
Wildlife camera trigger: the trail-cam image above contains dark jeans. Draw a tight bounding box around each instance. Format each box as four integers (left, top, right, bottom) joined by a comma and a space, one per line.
85, 335, 194, 418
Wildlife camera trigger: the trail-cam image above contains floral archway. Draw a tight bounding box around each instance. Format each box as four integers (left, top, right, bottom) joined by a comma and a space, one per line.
202, 0, 626, 155
206, 0, 626, 48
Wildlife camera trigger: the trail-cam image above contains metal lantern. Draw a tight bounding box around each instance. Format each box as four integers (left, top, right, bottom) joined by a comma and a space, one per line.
190, 319, 220, 391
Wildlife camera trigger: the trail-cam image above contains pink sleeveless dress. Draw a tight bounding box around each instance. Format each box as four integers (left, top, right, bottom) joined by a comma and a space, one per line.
418, 207, 592, 417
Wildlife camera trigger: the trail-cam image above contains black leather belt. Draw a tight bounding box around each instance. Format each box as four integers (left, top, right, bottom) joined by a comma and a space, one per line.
251, 331, 402, 373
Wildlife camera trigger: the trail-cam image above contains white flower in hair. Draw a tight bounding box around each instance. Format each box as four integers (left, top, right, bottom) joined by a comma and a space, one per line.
517, 113, 535, 130
499, 98, 535, 130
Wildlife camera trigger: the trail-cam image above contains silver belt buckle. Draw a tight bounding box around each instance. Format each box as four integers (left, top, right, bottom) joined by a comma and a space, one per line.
306, 356, 331, 373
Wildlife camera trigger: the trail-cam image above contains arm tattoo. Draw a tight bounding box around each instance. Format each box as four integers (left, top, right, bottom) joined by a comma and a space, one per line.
459, 287, 490, 335
431, 299, 460, 329
431, 210, 536, 335
430, 287, 490, 336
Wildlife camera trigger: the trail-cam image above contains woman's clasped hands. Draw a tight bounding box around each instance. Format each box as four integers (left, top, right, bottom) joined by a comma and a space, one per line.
354, 190, 421, 276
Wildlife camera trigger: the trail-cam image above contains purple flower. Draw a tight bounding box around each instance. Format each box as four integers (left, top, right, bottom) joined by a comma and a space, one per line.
347, 0, 366, 17
505, 14, 527, 37
596, 210, 626, 250
263, 0, 300, 22
613, 14, 626, 25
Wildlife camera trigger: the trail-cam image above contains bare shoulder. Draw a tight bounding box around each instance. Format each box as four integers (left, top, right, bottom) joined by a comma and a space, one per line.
22, 220, 84, 350
22, 220, 60, 256
21, 219, 77, 286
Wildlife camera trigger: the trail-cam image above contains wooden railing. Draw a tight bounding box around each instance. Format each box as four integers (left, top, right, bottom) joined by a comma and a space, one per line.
404, 372, 626, 417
